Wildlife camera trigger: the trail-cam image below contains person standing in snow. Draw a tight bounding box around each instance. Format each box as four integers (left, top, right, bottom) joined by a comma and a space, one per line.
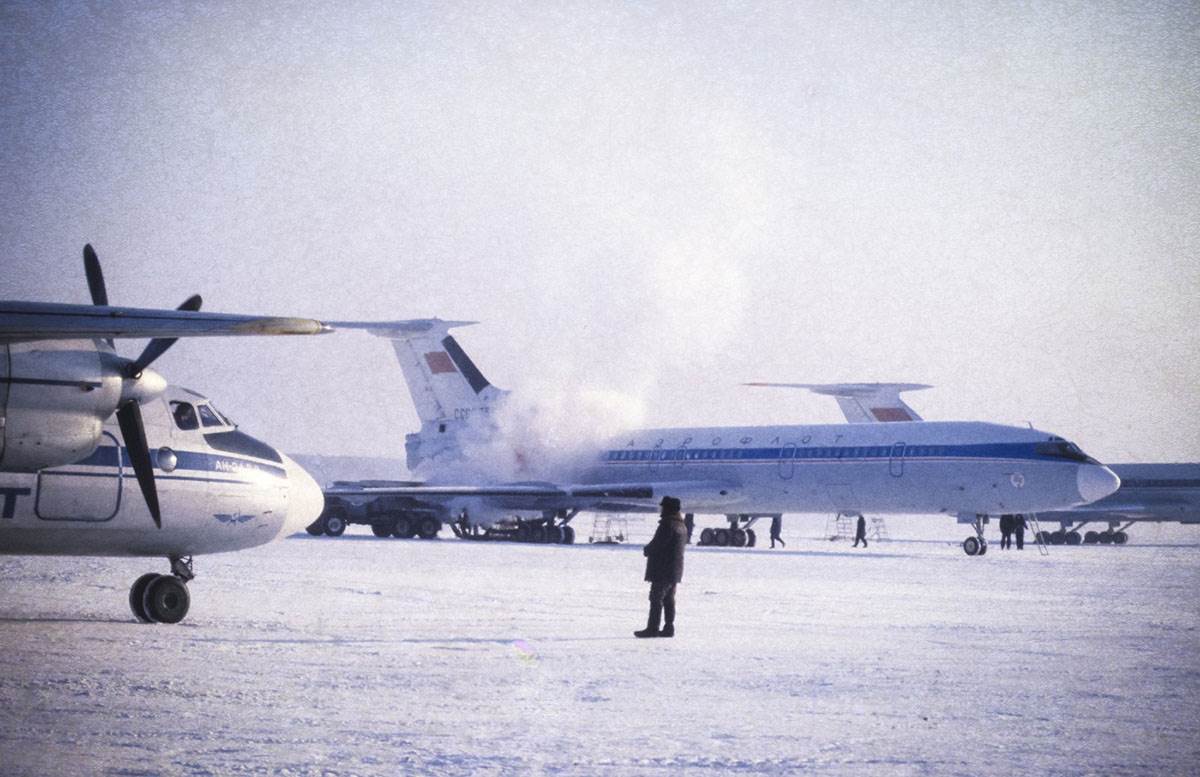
1000, 514, 1013, 549
770, 515, 786, 548
1014, 514, 1027, 550
635, 496, 688, 639
852, 514, 868, 548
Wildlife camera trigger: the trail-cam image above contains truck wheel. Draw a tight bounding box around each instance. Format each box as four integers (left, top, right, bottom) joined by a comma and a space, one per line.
371, 521, 395, 538
393, 515, 417, 539
417, 517, 440, 539
323, 513, 347, 537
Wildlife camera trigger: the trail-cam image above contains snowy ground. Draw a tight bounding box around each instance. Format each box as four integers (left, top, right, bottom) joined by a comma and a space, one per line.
1, 519, 1198, 776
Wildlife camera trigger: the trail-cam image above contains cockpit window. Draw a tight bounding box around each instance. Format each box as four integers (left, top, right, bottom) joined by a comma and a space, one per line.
171, 401, 199, 431
1036, 441, 1097, 464
198, 404, 224, 428
209, 404, 234, 426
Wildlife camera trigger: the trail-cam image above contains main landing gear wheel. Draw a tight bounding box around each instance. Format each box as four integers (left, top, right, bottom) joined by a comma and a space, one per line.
730, 528, 747, 548
1113, 531, 1129, 545
963, 536, 988, 556
129, 573, 158, 622
1066, 530, 1082, 545
144, 575, 190, 624
699, 528, 715, 546
322, 512, 347, 537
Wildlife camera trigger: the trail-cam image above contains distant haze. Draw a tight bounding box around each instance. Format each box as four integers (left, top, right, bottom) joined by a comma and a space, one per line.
2, 2, 1197, 467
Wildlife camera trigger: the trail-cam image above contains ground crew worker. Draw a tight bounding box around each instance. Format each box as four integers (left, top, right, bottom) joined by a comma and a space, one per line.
770, 515, 785, 548
852, 514, 868, 548
1000, 514, 1013, 549
635, 496, 687, 639
1014, 514, 1027, 550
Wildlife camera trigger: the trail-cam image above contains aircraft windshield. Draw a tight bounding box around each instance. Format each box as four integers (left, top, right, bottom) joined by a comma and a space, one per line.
170, 401, 199, 431
1035, 441, 1097, 464
198, 404, 224, 428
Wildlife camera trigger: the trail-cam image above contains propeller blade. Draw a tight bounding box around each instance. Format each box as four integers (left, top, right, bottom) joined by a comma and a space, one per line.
124, 294, 203, 377
116, 400, 162, 529
83, 244, 116, 348
83, 244, 108, 306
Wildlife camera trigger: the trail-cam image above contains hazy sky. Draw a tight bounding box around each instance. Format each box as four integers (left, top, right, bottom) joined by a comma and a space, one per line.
2, 1, 1197, 465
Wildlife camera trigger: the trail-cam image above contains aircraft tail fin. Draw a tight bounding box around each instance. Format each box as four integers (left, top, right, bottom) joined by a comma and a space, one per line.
744, 382, 930, 423
332, 318, 508, 470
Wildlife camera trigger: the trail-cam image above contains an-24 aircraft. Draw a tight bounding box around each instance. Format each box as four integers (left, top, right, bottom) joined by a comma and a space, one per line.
0, 245, 326, 623
323, 319, 1121, 556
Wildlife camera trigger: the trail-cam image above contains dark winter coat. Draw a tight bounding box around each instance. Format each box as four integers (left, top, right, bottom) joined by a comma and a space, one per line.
855, 515, 867, 538
643, 515, 687, 583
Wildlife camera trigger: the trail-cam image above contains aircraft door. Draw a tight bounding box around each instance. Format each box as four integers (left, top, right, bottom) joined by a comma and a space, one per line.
35, 431, 123, 521
779, 443, 796, 480
889, 442, 905, 477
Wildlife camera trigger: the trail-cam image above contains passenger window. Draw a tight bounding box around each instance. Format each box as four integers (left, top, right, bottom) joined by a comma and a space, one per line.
171, 401, 199, 431
198, 405, 223, 428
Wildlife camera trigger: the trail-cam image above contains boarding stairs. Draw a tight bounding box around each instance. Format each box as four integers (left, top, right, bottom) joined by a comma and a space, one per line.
867, 517, 889, 542
826, 512, 857, 541
1024, 513, 1049, 556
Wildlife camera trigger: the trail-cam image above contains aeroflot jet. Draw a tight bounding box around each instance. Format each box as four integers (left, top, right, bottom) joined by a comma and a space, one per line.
0, 245, 326, 623
757, 383, 1199, 546
326, 319, 1120, 557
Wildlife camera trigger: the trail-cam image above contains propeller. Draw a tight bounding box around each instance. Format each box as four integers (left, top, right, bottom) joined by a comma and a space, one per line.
85, 244, 202, 530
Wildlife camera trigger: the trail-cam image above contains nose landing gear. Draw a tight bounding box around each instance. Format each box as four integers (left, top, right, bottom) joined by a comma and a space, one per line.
962, 515, 989, 556
129, 555, 193, 624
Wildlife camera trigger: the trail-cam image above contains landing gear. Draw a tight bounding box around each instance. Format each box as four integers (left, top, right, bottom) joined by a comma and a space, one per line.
696, 515, 759, 547
962, 515, 989, 556
129, 556, 194, 624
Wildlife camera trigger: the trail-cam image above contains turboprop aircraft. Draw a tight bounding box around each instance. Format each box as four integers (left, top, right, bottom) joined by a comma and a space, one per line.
320, 319, 1120, 557
756, 383, 1197, 546
0, 245, 327, 623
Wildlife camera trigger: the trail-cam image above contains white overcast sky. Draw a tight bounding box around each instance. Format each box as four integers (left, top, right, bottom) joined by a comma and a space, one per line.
1, 1, 1197, 465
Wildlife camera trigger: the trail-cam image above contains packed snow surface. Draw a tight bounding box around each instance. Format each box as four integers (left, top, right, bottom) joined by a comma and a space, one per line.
1, 520, 1197, 776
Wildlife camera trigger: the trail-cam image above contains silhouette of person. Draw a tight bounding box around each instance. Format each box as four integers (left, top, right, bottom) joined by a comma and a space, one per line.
770, 515, 785, 548
853, 514, 868, 548
635, 496, 687, 638
1000, 514, 1013, 550
1014, 514, 1027, 550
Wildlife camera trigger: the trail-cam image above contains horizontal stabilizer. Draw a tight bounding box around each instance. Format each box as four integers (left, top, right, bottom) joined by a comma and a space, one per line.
328, 318, 477, 339
744, 382, 930, 423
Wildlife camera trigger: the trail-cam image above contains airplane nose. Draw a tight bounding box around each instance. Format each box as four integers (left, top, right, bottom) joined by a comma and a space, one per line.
1077, 464, 1121, 504
282, 456, 325, 536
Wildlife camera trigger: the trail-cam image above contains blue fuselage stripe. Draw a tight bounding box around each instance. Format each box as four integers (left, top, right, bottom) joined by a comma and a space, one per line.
602, 443, 1077, 465
65, 446, 287, 481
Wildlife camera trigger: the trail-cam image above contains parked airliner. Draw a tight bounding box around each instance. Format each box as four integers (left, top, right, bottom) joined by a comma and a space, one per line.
324, 319, 1120, 556
0, 245, 326, 622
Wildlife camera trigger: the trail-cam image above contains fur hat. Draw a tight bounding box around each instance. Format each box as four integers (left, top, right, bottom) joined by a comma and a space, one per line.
660, 496, 682, 514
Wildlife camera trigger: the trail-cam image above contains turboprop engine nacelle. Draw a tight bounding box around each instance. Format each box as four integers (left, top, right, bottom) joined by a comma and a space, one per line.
0, 341, 134, 471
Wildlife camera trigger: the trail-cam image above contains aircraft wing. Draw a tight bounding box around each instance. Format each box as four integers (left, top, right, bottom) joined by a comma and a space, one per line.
745, 382, 929, 423
0, 301, 328, 343
324, 479, 742, 511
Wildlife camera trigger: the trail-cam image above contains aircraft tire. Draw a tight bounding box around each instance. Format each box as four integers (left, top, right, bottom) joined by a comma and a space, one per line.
129, 573, 158, 623
323, 513, 347, 537
394, 516, 417, 539
1050, 531, 1066, 545
561, 526, 576, 544
1066, 531, 1082, 546
371, 521, 395, 538
1084, 531, 1099, 544
963, 536, 981, 556
1098, 531, 1113, 545
713, 528, 729, 547
1114, 531, 1129, 545
417, 517, 441, 539
305, 520, 324, 536
746, 529, 756, 547
730, 529, 746, 548
699, 528, 714, 546
143, 575, 190, 624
